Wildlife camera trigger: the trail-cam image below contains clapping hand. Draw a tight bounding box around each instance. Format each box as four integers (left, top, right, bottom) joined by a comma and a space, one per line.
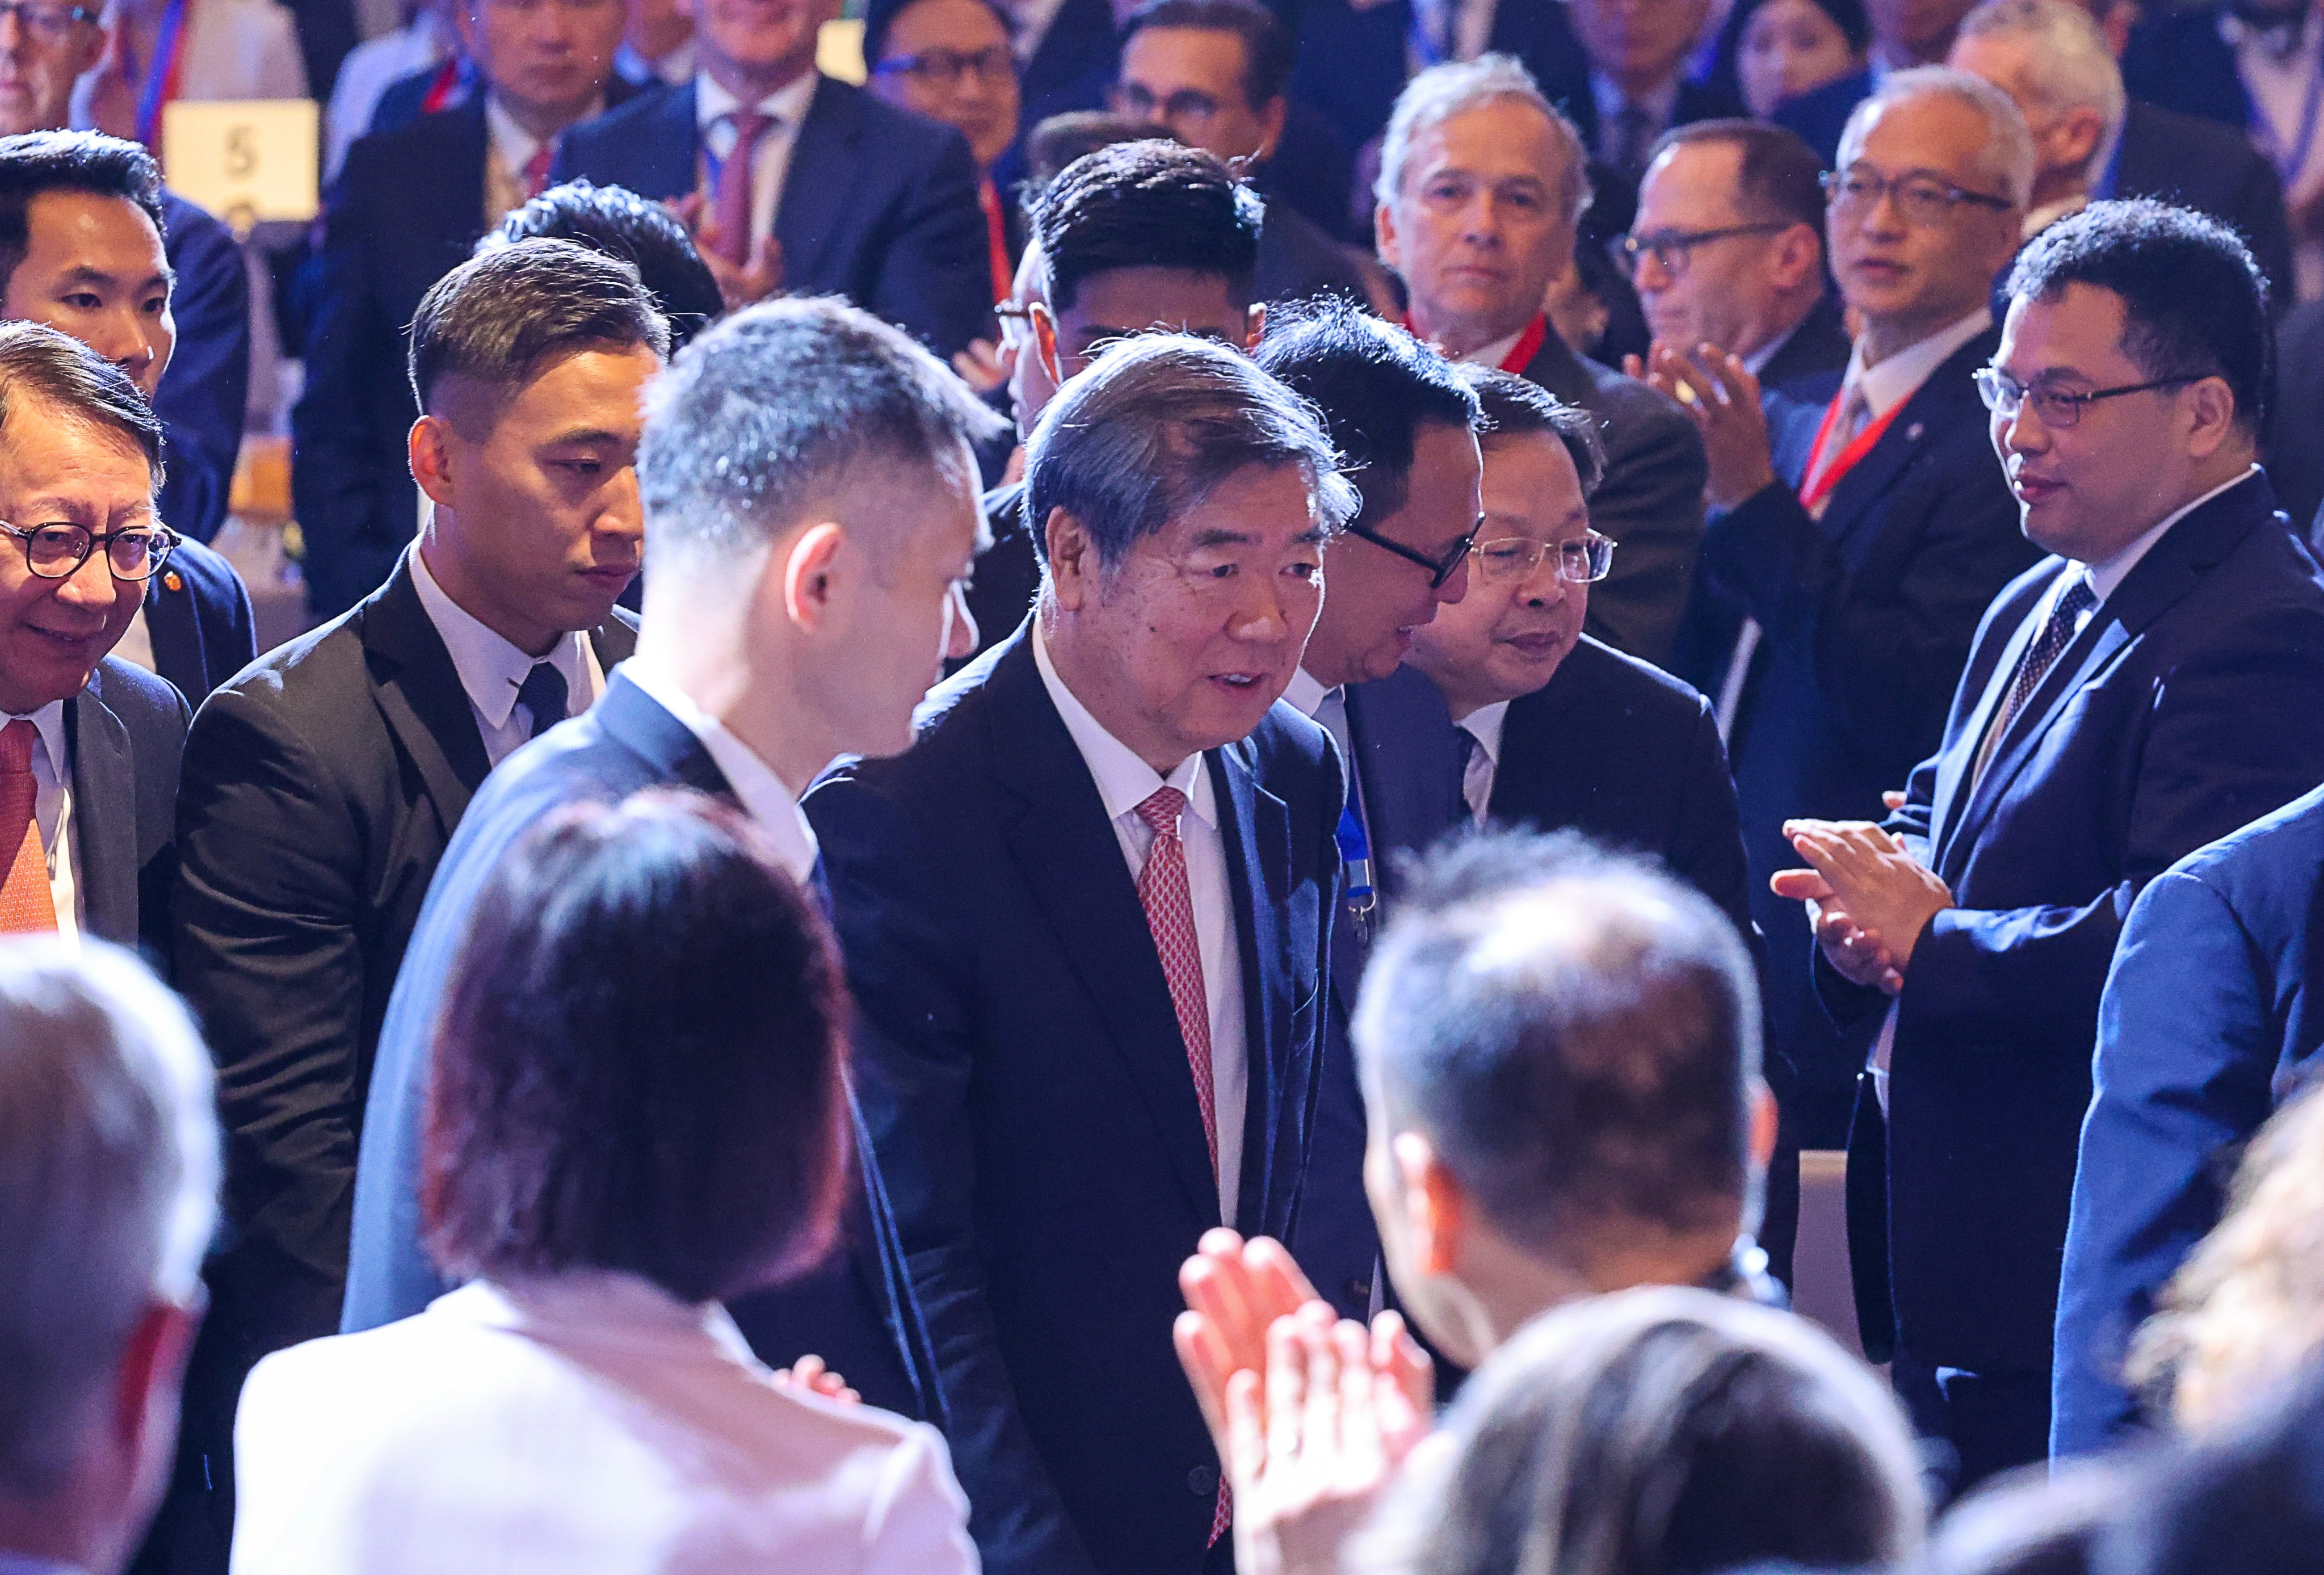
669, 192, 783, 313
1625, 341, 1779, 510
1771, 818, 1953, 992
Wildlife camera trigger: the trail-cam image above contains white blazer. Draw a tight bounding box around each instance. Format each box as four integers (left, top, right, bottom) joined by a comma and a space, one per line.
229, 1272, 978, 1575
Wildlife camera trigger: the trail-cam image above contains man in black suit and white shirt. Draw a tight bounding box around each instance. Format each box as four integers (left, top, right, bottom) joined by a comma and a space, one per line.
806, 335, 1347, 1575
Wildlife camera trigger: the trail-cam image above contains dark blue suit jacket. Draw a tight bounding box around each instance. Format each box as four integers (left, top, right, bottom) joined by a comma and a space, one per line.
155, 191, 249, 547
339, 670, 942, 1426
145, 536, 257, 711
805, 627, 1340, 1575
1826, 472, 2324, 1379
2120, 5, 2252, 131
1294, 664, 1464, 1324
2054, 783, 2324, 1454
1674, 326, 2040, 1147
550, 75, 990, 359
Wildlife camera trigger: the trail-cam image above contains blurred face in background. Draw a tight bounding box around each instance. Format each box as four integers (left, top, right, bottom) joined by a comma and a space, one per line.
1628, 138, 1822, 361
462, 0, 625, 128
1566, 0, 1714, 95
1113, 25, 1284, 164
1737, 0, 1863, 115
683, 0, 838, 89
0, 0, 100, 133
871, 0, 1020, 172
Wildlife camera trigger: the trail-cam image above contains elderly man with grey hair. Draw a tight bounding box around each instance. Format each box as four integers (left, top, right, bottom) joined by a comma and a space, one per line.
1373, 54, 1708, 669
342, 294, 1006, 1433
805, 333, 1351, 1575
0, 940, 218, 1575
1638, 67, 2041, 1280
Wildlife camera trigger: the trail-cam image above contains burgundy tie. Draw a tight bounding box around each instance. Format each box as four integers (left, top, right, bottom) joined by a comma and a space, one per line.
520, 141, 554, 199
1132, 786, 1232, 1546
713, 108, 773, 267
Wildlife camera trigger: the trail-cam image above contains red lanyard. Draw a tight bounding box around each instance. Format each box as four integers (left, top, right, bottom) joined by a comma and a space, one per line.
1798, 385, 1905, 513
1397, 313, 1549, 374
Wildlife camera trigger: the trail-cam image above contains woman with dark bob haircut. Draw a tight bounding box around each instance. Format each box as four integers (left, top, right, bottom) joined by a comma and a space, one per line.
227, 792, 978, 1575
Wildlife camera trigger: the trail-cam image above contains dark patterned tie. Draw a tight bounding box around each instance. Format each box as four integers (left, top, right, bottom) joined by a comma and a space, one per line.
516, 661, 569, 741
1972, 577, 2098, 788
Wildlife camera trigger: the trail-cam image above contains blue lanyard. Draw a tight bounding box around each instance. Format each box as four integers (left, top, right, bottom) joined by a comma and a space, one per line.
133, 0, 191, 152
1336, 805, 1376, 939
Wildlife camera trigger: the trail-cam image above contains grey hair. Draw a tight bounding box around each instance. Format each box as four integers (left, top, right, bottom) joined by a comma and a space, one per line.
1957, 0, 2128, 191
1838, 64, 2037, 211
1355, 1287, 1927, 1575
638, 295, 1007, 562
1350, 830, 1760, 1259
1375, 54, 1591, 227
0, 939, 217, 1497
1023, 333, 1358, 572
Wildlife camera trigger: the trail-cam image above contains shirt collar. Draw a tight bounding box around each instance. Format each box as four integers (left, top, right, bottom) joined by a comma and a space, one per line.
409, 545, 594, 734
482, 90, 581, 177
0, 700, 69, 782
2085, 464, 2262, 604
2023, 194, 2090, 238
695, 68, 817, 131
1457, 698, 1510, 766
1588, 69, 1680, 132
615, 658, 821, 886
1280, 666, 1335, 719
1033, 624, 1215, 830
1846, 306, 1991, 425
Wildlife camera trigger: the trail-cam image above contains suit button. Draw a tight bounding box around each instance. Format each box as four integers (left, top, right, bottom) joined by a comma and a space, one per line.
1187, 1464, 1218, 1497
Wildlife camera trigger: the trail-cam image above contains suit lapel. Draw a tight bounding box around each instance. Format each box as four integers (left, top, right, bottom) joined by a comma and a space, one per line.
141, 573, 201, 703
589, 670, 733, 798
775, 76, 855, 289
653, 81, 704, 201
1209, 741, 1292, 1235
358, 558, 492, 837
1928, 574, 2048, 860
66, 676, 137, 942
1816, 330, 1998, 551
986, 634, 1221, 1225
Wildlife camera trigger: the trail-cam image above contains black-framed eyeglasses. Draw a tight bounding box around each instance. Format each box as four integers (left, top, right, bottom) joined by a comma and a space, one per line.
1618, 222, 1793, 278
0, 0, 99, 36
1109, 82, 1224, 125
1973, 366, 2205, 430
1345, 520, 1476, 590
871, 43, 1016, 86
1821, 165, 2014, 226
1472, 530, 1617, 585
0, 519, 178, 581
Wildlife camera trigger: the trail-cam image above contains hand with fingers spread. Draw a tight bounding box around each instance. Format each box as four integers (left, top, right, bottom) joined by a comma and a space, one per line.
670, 192, 783, 312
1225, 1308, 1432, 1575
770, 1353, 860, 1406
1775, 817, 1952, 988
1625, 341, 1777, 510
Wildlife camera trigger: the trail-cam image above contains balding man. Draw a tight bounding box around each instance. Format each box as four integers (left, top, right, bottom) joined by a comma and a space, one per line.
1376, 54, 1707, 669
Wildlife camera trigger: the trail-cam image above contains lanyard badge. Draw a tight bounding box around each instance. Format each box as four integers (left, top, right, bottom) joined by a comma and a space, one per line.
1336, 805, 1376, 944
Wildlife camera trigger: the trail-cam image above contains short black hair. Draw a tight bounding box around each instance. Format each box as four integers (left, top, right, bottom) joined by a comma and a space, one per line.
482, 180, 723, 352
1120, 0, 1296, 110
0, 132, 166, 297
861, 0, 1012, 75
407, 237, 671, 414
422, 791, 851, 1304
1649, 119, 1828, 233
1033, 139, 1262, 313
2003, 198, 2271, 435
0, 320, 163, 487
1724, 0, 1871, 58
1457, 364, 1606, 496
1254, 297, 1483, 531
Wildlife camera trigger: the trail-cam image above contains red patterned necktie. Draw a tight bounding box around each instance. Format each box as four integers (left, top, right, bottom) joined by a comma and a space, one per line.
521, 141, 554, 199
0, 720, 57, 934
713, 108, 774, 268
1131, 785, 1232, 1546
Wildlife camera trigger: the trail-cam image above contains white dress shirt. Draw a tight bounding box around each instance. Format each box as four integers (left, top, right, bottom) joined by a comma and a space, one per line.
617, 656, 821, 889
696, 69, 819, 253
2, 701, 79, 943
409, 546, 605, 770
482, 91, 587, 224
1455, 699, 1509, 828
1036, 628, 1247, 1224
230, 1274, 977, 1575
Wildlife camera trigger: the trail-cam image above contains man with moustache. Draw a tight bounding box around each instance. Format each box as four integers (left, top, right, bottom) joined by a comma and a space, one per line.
1409, 368, 1753, 944
1779, 199, 2324, 1487
806, 335, 1350, 1575
1642, 68, 2041, 1164
1376, 55, 1707, 667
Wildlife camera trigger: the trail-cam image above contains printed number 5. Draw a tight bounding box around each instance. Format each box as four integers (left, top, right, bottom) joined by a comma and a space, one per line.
226, 125, 256, 179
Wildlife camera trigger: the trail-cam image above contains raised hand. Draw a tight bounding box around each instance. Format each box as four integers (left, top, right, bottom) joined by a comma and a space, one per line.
770, 1352, 860, 1406
670, 192, 783, 312
1627, 341, 1779, 510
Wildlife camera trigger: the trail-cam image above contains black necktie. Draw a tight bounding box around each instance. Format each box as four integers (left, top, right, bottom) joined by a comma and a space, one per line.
516, 661, 569, 741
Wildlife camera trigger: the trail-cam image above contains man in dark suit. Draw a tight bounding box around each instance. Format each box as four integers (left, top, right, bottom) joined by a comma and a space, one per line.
293, 0, 634, 620
807, 334, 1345, 1575
1552, 0, 1745, 239
1645, 68, 2040, 1156
549, 0, 989, 357
967, 140, 1265, 662
1251, 302, 1484, 1326
1112, 0, 1372, 305
346, 297, 998, 1429
1624, 120, 1851, 396
0, 321, 184, 955
1379, 57, 1708, 667
182, 242, 659, 1392
2053, 782, 2324, 1456
0, 132, 257, 709
1780, 200, 2324, 1489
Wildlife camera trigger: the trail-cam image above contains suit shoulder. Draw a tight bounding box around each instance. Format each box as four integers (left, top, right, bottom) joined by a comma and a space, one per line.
568, 78, 684, 145
207, 603, 368, 711
837, 77, 970, 156
91, 656, 187, 738
1243, 701, 1341, 805
1558, 635, 1712, 724
165, 535, 250, 607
